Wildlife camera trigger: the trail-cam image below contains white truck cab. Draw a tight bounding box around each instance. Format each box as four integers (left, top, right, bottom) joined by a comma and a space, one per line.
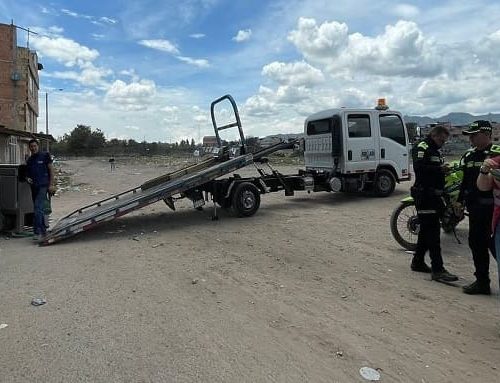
303, 99, 410, 196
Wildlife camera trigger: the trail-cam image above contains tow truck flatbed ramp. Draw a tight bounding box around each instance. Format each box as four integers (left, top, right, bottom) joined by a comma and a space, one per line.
42, 95, 297, 246
43, 153, 253, 245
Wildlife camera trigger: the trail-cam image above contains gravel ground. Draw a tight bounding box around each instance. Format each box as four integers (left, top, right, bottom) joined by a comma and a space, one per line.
0, 157, 499, 383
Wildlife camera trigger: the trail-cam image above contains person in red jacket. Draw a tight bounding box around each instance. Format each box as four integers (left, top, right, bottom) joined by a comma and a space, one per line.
477, 154, 500, 293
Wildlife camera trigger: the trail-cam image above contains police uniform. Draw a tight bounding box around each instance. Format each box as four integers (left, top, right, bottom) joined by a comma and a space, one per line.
411, 136, 447, 274
458, 120, 499, 294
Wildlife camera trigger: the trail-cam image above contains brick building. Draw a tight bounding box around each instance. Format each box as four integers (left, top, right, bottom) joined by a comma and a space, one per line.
0, 22, 48, 163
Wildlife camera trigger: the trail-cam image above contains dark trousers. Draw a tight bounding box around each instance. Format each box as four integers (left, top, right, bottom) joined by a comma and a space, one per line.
467, 203, 495, 283
415, 212, 444, 272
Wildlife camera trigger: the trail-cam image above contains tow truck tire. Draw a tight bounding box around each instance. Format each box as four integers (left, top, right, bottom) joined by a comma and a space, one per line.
231, 182, 260, 217
374, 169, 396, 197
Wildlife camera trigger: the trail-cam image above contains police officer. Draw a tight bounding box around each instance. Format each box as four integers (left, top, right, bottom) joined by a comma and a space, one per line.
457, 120, 499, 295
410, 125, 459, 283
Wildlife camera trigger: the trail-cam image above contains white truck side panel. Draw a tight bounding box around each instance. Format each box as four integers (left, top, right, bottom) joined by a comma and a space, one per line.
343, 111, 379, 173
304, 134, 335, 170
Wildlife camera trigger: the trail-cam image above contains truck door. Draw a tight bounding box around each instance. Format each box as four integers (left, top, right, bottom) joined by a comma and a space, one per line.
344, 113, 379, 173
378, 114, 410, 179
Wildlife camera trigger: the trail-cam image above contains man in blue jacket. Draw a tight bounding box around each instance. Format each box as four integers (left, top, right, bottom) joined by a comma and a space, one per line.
26, 139, 56, 240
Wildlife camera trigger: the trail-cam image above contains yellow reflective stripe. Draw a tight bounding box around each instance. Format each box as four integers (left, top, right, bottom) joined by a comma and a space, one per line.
417, 151, 425, 158
430, 156, 441, 162
418, 142, 429, 149
490, 144, 500, 154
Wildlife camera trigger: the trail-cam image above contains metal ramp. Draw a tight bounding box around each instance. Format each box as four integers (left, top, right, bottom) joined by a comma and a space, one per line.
43, 152, 253, 245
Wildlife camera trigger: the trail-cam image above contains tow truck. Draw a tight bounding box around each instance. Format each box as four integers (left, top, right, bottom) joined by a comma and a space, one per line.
42, 95, 410, 245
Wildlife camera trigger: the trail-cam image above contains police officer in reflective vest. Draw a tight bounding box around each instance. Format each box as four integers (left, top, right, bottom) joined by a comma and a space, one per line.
457, 120, 499, 295
410, 125, 459, 283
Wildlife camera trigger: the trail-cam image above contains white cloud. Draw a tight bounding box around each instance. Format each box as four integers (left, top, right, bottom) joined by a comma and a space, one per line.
189, 33, 206, 39
262, 61, 324, 87
243, 91, 277, 117
194, 114, 208, 123
120, 69, 140, 82
176, 56, 210, 68
61, 8, 79, 18
105, 79, 157, 111
100, 16, 118, 25
48, 26, 64, 34
288, 18, 349, 59
233, 29, 252, 42
139, 39, 179, 54
392, 4, 420, 18
60, 7, 118, 26
50, 64, 112, 86
162, 106, 179, 113
288, 18, 442, 78
31, 35, 99, 67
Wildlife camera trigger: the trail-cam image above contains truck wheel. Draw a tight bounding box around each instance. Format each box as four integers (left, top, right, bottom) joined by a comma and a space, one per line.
374, 169, 396, 197
231, 182, 260, 217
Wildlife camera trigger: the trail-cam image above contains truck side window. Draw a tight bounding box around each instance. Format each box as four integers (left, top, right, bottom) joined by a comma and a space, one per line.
380, 114, 406, 146
348, 114, 371, 138
307, 119, 331, 135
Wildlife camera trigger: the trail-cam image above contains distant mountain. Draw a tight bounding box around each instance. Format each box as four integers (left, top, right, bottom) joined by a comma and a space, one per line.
404, 112, 500, 126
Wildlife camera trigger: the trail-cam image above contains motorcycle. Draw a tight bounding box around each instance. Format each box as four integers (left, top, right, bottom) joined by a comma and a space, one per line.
390, 160, 465, 251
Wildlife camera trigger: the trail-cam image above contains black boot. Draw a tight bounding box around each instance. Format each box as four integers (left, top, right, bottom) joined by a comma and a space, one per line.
411, 257, 431, 273
431, 269, 459, 283
462, 280, 491, 295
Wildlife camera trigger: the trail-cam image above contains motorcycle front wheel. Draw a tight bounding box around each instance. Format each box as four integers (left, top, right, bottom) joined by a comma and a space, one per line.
390, 201, 419, 251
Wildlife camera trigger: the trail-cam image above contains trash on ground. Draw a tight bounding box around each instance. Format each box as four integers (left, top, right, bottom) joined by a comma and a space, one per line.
0, 323, 8, 330
31, 298, 47, 306
360, 367, 381, 381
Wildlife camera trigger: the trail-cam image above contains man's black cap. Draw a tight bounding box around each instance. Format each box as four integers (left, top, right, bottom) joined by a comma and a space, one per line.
462, 120, 493, 135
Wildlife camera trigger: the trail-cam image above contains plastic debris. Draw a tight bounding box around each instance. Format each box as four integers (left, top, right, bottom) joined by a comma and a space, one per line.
0, 323, 8, 330
31, 298, 47, 306
360, 367, 381, 381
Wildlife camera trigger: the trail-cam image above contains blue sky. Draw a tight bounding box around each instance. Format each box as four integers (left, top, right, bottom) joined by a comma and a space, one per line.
1, 0, 500, 142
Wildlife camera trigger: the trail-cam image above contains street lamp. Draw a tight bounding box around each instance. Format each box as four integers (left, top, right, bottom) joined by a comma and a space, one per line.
45, 88, 63, 151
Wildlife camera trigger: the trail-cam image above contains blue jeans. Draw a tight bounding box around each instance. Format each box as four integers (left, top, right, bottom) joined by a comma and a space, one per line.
31, 186, 48, 235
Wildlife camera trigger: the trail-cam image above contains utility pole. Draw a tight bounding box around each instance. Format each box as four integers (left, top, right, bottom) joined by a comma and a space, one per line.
44, 89, 63, 151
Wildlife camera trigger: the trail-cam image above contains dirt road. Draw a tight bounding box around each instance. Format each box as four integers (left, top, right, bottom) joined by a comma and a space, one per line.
0, 158, 499, 382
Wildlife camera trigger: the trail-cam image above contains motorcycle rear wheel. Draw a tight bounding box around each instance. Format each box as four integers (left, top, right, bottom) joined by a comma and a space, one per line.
390, 201, 419, 251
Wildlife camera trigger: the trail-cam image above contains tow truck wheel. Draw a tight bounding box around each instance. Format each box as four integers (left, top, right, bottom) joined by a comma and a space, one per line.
231, 182, 261, 217
374, 169, 396, 197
